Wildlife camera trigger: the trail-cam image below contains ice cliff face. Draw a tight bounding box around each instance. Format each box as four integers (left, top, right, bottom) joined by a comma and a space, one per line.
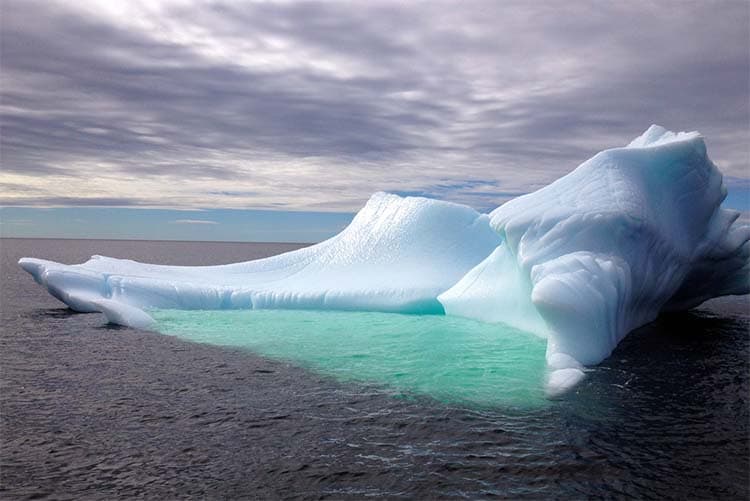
19, 126, 750, 396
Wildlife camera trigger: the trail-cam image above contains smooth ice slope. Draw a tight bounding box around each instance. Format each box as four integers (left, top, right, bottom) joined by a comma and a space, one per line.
440, 125, 750, 394
19, 192, 501, 327
19, 126, 750, 397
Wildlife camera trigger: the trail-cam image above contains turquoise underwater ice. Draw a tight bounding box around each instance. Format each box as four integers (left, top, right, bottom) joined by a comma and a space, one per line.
152, 309, 549, 408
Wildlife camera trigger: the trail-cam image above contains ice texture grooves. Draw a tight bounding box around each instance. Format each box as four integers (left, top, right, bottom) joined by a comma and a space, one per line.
19, 126, 750, 396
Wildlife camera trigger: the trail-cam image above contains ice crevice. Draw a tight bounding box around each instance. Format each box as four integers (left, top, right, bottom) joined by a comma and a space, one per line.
19, 126, 750, 397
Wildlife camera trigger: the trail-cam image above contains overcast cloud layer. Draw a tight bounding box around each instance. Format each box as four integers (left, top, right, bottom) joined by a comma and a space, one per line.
1, 0, 748, 212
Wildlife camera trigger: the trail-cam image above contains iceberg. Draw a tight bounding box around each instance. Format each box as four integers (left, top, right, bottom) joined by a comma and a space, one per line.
19, 126, 750, 396
19, 192, 502, 323
441, 125, 749, 392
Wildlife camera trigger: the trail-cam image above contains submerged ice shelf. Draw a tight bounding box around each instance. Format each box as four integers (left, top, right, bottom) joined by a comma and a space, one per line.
153, 309, 549, 408
20, 126, 750, 397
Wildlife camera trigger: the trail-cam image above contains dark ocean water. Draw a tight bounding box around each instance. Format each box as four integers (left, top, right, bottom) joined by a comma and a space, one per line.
1, 238, 748, 499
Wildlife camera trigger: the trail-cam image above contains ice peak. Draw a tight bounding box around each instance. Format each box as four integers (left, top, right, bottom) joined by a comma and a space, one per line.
627, 124, 701, 148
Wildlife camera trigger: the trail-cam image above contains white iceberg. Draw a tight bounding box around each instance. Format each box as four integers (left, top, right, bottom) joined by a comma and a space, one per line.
19, 192, 501, 324
19, 126, 750, 396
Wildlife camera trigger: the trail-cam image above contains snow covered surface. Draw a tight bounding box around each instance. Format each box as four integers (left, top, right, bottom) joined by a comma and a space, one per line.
20, 126, 750, 396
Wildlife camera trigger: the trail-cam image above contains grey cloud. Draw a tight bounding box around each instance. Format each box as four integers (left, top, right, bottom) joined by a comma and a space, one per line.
2, 2, 430, 175
171, 219, 219, 225
1, 0, 747, 210
0, 196, 147, 207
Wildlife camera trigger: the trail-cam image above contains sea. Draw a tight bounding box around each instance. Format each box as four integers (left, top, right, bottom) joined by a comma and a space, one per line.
1, 238, 748, 499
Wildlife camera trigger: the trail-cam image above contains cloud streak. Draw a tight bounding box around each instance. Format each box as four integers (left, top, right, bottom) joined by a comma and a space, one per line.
1, 0, 748, 212
172, 219, 219, 225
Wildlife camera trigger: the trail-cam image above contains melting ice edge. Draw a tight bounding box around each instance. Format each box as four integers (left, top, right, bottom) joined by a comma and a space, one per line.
19, 126, 750, 396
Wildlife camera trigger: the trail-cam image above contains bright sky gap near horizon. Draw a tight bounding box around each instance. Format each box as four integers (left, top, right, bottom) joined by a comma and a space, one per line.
1, 1, 748, 242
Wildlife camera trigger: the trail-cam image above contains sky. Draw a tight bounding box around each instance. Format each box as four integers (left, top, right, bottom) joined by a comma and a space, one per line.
1, 0, 749, 242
